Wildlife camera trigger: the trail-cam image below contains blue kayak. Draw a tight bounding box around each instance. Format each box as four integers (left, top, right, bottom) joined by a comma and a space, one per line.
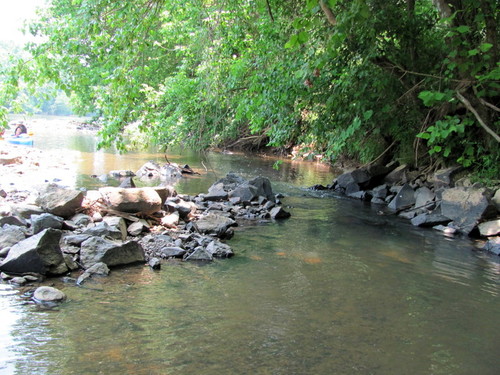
5, 135, 34, 146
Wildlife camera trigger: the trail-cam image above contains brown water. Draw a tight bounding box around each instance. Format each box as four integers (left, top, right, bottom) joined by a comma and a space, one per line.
1, 117, 499, 374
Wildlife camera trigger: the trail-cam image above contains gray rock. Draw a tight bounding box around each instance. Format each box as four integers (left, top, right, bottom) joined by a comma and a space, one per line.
204, 183, 229, 201
0, 228, 67, 275
414, 186, 435, 208
430, 166, 463, 188
31, 213, 64, 234
482, 237, 500, 255
206, 240, 234, 258
69, 213, 92, 227
411, 213, 451, 227
63, 254, 79, 271
0, 215, 27, 227
110, 170, 135, 178
248, 176, 275, 202
270, 206, 291, 219
12, 204, 45, 219
35, 184, 84, 218
83, 221, 123, 241
10, 276, 27, 285
160, 247, 186, 258
477, 219, 500, 237
492, 189, 500, 212
99, 187, 162, 214
80, 237, 145, 269
0, 246, 10, 257
33, 286, 66, 303
195, 213, 237, 237
0, 225, 26, 251
384, 164, 410, 185
118, 176, 136, 188
336, 169, 371, 190
441, 187, 497, 235
127, 221, 148, 236
64, 234, 92, 246
77, 262, 110, 285
184, 247, 213, 261
228, 183, 258, 203
371, 184, 389, 199
148, 257, 161, 270
388, 184, 416, 211
103, 216, 127, 240
213, 173, 247, 191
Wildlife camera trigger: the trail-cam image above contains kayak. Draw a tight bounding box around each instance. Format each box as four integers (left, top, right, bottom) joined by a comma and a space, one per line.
5, 135, 34, 146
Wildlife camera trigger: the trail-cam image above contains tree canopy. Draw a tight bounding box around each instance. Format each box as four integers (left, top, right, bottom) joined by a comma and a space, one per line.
1, 0, 499, 179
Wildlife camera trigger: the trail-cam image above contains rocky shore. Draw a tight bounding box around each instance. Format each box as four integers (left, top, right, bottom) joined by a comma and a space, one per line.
311, 163, 500, 256
0, 143, 291, 304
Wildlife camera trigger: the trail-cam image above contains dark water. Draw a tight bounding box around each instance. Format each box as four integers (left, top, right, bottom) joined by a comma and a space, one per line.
1, 117, 499, 374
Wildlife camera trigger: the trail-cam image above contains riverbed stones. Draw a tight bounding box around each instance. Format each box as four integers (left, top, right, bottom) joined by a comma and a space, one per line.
99, 187, 162, 214
35, 184, 84, 218
0, 228, 67, 275
79, 236, 145, 269
33, 286, 66, 303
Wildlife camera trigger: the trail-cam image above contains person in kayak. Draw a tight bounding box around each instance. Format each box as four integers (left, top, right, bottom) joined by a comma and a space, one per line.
14, 123, 28, 136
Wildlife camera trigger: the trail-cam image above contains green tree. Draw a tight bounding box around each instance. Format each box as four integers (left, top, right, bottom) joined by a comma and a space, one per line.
2, 0, 499, 179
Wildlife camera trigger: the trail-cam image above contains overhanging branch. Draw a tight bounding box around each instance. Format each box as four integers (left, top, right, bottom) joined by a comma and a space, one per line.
456, 91, 500, 143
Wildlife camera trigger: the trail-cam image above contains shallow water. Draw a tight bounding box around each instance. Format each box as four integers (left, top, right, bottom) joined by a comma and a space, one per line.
1, 116, 499, 375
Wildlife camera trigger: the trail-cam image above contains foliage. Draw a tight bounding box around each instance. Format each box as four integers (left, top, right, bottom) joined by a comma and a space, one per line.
1, 0, 499, 179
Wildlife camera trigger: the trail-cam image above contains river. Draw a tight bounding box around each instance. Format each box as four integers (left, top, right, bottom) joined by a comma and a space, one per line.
1, 116, 499, 374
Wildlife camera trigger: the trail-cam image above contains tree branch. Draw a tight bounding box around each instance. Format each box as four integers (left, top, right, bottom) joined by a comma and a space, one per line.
456, 91, 500, 143
265, 0, 274, 22
319, 1, 337, 26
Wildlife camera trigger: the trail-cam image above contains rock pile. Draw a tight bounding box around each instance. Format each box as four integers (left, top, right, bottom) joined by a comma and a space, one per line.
311, 163, 500, 256
0, 173, 291, 290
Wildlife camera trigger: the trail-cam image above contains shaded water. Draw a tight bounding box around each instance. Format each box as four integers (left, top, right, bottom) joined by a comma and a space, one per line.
1, 117, 499, 374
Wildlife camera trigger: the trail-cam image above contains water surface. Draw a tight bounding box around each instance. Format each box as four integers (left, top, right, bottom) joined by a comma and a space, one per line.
1, 117, 498, 375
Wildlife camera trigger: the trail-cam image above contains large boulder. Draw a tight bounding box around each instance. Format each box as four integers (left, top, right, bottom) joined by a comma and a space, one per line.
195, 213, 237, 238
35, 184, 84, 218
0, 225, 26, 251
0, 228, 68, 275
441, 187, 497, 235
80, 236, 145, 269
99, 187, 162, 214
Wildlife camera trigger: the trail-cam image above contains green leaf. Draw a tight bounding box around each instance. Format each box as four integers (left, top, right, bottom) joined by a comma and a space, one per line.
298, 31, 309, 43
456, 25, 470, 34
479, 43, 493, 52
